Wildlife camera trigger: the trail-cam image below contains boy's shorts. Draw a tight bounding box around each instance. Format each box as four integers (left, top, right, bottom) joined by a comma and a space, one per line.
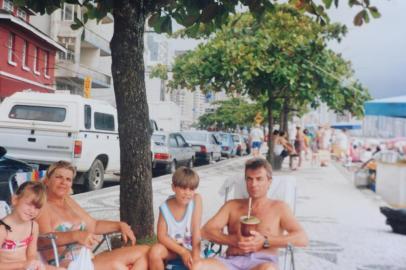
252, 141, 262, 149
216, 252, 278, 270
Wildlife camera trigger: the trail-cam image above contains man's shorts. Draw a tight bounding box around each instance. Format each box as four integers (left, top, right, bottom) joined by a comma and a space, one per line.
216, 252, 278, 270
252, 141, 262, 149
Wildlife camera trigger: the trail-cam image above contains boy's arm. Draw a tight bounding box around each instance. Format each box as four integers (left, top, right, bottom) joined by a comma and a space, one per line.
191, 194, 202, 260
156, 211, 189, 256
201, 201, 238, 247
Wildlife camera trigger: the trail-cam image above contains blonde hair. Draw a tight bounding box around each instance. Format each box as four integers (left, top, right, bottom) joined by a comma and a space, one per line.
172, 167, 200, 190
46, 160, 76, 179
15, 181, 47, 209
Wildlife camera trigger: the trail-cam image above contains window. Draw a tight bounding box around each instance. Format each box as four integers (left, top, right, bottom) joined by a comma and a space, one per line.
16, 8, 27, 20
62, 4, 74, 21
9, 105, 66, 122
44, 51, 49, 77
176, 135, 187, 147
3, 0, 13, 12
58, 50, 75, 62
169, 135, 178, 147
22, 40, 29, 70
7, 33, 16, 65
84, 105, 91, 129
94, 112, 115, 131
33, 47, 40, 74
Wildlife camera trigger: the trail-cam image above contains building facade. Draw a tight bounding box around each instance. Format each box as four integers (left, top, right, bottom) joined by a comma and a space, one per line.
0, 0, 65, 100
30, 4, 113, 96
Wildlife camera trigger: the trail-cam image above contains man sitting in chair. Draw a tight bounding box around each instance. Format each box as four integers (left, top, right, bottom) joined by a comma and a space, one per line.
193, 158, 308, 270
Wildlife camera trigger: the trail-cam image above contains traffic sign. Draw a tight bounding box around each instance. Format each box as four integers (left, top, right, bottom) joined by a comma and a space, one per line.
254, 112, 264, 124
84, 76, 92, 98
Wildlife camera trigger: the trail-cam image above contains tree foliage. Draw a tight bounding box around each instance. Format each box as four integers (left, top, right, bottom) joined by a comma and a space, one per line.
18, 0, 377, 237
197, 97, 268, 130
165, 5, 370, 162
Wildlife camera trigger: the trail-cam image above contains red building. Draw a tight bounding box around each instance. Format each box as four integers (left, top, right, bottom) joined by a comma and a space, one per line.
0, 0, 65, 100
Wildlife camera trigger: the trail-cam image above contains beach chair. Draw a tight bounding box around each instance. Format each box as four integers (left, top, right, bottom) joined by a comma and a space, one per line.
215, 174, 297, 270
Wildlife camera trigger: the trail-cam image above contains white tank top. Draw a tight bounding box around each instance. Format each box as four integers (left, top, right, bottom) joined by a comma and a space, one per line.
160, 196, 194, 250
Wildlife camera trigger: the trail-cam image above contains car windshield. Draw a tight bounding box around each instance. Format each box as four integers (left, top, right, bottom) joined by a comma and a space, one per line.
220, 134, 229, 143
182, 132, 207, 142
152, 134, 166, 145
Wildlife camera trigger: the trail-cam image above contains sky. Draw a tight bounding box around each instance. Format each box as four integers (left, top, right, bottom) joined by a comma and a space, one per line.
328, 0, 406, 99
170, 0, 406, 100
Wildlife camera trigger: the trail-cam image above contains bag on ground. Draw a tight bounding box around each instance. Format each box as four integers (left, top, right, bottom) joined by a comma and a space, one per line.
67, 247, 94, 270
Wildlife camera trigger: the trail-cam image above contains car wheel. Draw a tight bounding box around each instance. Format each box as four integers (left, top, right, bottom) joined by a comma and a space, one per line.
167, 160, 177, 174
188, 158, 194, 168
85, 159, 104, 191
208, 153, 214, 164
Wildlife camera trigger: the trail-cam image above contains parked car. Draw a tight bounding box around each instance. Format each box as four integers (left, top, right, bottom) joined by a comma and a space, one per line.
151, 132, 195, 174
219, 133, 237, 158
232, 133, 247, 156
0, 91, 121, 191
180, 131, 221, 164
0, 147, 34, 203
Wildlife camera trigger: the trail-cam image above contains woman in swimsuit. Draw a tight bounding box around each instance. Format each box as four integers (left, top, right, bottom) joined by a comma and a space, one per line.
0, 181, 63, 269
37, 161, 149, 269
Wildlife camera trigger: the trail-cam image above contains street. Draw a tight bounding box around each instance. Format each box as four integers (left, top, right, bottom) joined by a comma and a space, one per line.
74, 156, 406, 270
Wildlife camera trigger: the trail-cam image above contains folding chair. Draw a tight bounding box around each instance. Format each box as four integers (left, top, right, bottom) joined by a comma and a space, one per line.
214, 174, 297, 270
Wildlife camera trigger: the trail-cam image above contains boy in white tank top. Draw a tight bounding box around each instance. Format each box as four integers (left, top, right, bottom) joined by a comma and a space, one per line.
148, 167, 202, 270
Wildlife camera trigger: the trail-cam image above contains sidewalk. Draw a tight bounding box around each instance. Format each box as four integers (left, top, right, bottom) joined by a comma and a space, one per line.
74, 156, 406, 270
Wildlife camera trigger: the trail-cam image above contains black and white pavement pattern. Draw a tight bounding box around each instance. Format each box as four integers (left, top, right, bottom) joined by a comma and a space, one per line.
74, 157, 406, 270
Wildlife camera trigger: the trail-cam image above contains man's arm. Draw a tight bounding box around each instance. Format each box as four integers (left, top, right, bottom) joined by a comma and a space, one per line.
201, 201, 238, 247
269, 202, 308, 247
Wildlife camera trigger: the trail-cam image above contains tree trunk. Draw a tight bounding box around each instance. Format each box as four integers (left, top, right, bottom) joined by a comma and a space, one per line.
266, 92, 274, 164
111, 2, 154, 238
281, 97, 289, 133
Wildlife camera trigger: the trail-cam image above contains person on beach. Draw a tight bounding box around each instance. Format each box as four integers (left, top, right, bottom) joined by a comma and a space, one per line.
192, 158, 308, 270
148, 167, 202, 270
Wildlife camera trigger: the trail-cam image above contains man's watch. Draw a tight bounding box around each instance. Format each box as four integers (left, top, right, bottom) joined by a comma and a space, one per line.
263, 235, 270, 248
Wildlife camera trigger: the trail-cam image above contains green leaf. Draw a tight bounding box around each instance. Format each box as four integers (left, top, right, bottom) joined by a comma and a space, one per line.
160, 16, 173, 34
353, 10, 364, 26
362, 9, 369, 24
200, 3, 219, 23
369, 6, 381, 19
148, 13, 160, 28
322, 0, 333, 9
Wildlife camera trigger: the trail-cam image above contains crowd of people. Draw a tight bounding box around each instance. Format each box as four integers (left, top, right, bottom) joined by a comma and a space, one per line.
0, 158, 308, 270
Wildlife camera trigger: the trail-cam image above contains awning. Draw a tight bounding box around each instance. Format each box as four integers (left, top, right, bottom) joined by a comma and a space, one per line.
364, 95, 406, 118
331, 123, 362, 130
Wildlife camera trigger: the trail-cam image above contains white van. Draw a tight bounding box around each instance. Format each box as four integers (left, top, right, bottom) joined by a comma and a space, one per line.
0, 91, 120, 190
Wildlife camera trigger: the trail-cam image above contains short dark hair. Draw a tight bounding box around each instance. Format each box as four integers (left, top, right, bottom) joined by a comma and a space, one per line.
245, 158, 272, 179
172, 166, 200, 190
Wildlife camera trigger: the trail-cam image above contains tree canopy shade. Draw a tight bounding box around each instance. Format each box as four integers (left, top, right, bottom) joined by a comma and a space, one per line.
17, 0, 377, 237
165, 5, 370, 162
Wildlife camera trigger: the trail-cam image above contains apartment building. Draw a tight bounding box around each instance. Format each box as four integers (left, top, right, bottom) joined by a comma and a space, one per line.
0, 0, 65, 100
30, 3, 112, 96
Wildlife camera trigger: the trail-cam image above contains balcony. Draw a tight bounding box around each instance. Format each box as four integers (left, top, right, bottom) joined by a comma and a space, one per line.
82, 28, 111, 56
56, 61, 111, 88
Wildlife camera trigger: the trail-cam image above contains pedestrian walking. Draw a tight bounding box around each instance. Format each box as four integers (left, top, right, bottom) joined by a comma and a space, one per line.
249, 124, 264, 157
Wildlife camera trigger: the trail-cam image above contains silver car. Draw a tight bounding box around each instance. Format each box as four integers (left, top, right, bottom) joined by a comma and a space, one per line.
151, 132, 195, 173
180, 130, 222, 164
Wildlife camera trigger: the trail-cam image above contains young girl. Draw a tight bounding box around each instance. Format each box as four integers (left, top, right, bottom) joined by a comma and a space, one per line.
149, 167, 202, 270
0, 181, 57, 270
